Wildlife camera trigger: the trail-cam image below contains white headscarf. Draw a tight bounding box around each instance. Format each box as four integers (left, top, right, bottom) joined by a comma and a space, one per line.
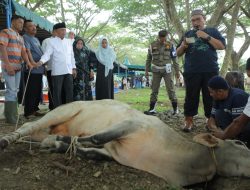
95, 37, 116, 77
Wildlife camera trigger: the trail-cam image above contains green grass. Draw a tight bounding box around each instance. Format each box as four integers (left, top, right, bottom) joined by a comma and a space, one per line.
115, 87, 205, 115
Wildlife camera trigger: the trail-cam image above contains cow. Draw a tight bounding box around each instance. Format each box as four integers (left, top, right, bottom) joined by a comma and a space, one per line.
0, 100, 250, 187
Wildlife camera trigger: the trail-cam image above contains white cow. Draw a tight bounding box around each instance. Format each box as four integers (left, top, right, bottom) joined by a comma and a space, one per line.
0, 100, 250, 187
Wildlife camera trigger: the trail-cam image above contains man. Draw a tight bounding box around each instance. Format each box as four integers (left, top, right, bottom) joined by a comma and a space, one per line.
0, 15, 35, 124
212, 58, 250, 146
176, 9, 226, 132
41, 28, 56, 110
207, 76, 249, 130
68, 31, 75, 44
144, 29, 180, 115
38, 22, 76, 108
23, 20, 45, 118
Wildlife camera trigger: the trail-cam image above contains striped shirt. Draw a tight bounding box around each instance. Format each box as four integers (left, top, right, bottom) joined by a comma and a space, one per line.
0, 28, 25, 70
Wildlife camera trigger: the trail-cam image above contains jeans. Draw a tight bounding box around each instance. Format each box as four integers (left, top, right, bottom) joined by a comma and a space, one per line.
2, 70, 21, 102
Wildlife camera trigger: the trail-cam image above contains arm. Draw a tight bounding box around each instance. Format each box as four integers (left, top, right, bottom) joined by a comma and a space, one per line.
39, 40, 54, 65
212, 114, 249, 139
196, 30, 225, 50
0, 44, 15, 75
145, 47, 152, 78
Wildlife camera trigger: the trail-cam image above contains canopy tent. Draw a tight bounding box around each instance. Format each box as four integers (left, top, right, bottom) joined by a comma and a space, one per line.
0, 0, 53, 40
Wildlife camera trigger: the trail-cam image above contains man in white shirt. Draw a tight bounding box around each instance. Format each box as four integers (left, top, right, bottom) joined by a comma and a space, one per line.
38, 22, 76, 108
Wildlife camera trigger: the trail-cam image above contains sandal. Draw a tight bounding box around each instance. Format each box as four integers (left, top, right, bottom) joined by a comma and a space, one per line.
182, 124, 194, 132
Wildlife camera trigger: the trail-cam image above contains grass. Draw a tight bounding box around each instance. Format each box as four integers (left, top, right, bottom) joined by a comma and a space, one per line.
115, 87, 205, 115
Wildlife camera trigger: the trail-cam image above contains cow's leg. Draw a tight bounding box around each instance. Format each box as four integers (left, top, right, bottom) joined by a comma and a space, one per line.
0, 102, 83, 150
41, 137, 113, 160
57, 120, 139, 147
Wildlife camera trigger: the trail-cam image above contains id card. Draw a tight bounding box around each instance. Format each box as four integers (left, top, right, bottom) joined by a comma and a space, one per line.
166, 64, 172, 73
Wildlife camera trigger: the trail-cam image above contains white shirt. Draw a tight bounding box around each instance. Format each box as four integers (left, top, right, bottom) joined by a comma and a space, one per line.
41, 37, 53, 71
40, 36, 76, 76
243, 97, 250, 117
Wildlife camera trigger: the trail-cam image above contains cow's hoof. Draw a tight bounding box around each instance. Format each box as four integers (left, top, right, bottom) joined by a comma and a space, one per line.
0, 139, 9, 150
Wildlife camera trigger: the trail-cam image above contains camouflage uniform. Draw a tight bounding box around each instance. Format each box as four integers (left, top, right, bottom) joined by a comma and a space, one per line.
145, 39, 179, 114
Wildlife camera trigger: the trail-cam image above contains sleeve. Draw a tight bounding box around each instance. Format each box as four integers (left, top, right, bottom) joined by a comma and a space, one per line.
145, 45, 152, 72
231, 94, 249, 119
0, 30, 9, 46
23, 36, 30, 50
243, 97, 250, 117
40, 40, 54, 63
41, 38, 48, 52
211, 28, 226, 47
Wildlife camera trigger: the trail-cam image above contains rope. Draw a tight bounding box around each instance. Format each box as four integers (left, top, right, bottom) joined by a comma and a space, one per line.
208, 147, 218, 169
15, 68, 32, 131
65, 136, 78, 160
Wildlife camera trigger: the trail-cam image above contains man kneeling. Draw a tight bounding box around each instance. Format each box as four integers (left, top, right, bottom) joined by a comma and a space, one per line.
207, 76, 250, 146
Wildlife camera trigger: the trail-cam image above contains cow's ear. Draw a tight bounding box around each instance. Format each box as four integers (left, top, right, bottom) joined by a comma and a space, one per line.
193, 133, 220, 147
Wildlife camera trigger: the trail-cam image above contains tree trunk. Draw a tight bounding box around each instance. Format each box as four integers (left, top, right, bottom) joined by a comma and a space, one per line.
161, 0, 185, 38
60, 0, 66, 23
220, 0, 241, 76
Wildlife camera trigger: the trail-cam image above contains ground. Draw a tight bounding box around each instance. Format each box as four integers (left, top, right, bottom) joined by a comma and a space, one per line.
0, 105, 250, 190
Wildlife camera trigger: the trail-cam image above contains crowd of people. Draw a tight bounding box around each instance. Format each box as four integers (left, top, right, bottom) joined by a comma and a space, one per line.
0, 8, 250, 147
0, 16, 116, 123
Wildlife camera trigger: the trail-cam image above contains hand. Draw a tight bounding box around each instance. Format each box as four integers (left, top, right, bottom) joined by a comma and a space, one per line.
5, 64, 15, 76
211, 128, 225, 139
90, 70, 94, 79
175, 72, 180, 79
196, 30, 209, 39
72, 69, 77, 79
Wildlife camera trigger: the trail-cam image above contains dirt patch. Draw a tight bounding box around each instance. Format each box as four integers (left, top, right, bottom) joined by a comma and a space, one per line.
0, 112, 250, 190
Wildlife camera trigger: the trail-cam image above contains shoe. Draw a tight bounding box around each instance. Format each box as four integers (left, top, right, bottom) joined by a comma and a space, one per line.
172, 109, 179, 115
144, 109, 157, 115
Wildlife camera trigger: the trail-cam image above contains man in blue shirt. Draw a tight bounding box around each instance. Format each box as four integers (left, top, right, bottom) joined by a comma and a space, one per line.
212, 58, 250, 147
176, 9, 226, 132
207, 76, 250, 145
23, 20, 45, 118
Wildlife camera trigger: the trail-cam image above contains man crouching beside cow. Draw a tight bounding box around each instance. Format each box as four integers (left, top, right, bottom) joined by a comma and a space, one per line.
212, 59, 250, 146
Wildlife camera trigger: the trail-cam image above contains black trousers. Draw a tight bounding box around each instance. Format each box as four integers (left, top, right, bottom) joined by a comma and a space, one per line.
46, 70, 54, 110
24, 73, 43, 116
183, 72, 218, 118
52, 74, 73, 108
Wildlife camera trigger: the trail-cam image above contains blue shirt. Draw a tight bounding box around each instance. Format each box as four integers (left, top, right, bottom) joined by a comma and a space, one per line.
211, 88, 249, 128
178, 27, 226, 73
23, 34, 44, 74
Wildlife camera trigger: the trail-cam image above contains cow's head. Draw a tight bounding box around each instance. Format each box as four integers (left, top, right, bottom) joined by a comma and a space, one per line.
194, 133, 250, 177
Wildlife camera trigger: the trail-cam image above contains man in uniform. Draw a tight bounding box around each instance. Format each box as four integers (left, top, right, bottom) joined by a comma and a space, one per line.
144, 29, 180, 115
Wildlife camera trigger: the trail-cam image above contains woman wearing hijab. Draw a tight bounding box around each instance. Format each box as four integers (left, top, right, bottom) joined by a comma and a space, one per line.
73, 38, 94, 101
95, 37, 116, 100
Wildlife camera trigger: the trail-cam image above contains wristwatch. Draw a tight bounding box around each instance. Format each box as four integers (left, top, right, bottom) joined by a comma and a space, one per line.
206, 35, 212, 41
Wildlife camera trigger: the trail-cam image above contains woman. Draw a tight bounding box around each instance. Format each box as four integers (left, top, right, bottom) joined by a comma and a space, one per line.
73, 38, 94, 101
95, 37, 116, 100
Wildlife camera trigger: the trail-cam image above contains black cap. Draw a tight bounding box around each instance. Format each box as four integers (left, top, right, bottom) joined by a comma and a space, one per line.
158, 29, 168, 37
53, 22, 66, 30
191, 9, 205, 17
208, 76, 229, 90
